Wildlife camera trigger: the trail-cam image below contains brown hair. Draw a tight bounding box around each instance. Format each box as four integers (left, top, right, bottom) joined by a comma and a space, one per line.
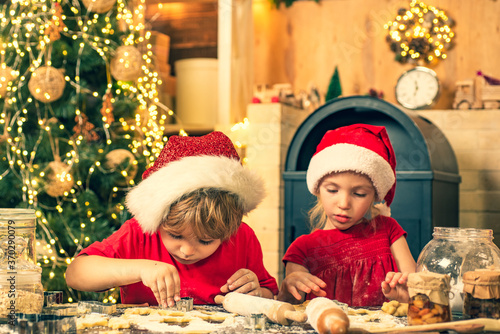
160, 188, 244, 240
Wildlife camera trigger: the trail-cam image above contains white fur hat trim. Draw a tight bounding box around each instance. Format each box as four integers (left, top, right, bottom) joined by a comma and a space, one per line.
306, 143, 395, 201
125, 155, 266, 234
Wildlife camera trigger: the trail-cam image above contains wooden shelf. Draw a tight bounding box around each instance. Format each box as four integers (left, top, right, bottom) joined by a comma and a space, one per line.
163, 124, 213, 137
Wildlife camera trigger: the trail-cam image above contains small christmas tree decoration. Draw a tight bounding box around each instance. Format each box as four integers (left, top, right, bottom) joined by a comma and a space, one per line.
0, 65, 15, 97
44, 159, 75, 198
44, 4, 66, 42
325, 66, 342, 102
72, 114, 100, 142
81, 0, 116, 14
100, 89, 115, 125
110, 45, 143, 82
28, 66, 66, 103
104, 149, 138, 186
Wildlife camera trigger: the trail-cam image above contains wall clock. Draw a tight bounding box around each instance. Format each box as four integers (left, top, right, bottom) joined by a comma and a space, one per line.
395, 67, 440, 110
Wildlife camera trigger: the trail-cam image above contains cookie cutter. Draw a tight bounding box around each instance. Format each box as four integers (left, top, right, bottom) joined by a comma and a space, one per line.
176, 297, 194, 312
77, 300, 117, 315
42, 304, 79, 317
43, 291, 63, 307
15, 313, 76, 333
244, 313, 267, 331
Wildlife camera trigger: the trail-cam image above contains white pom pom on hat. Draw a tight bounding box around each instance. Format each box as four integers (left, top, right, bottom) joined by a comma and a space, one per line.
306, 124, 397, 206
125, 131, 265, 234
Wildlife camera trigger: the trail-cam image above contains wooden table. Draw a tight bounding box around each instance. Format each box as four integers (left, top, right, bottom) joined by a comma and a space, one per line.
6, 304, 500, 333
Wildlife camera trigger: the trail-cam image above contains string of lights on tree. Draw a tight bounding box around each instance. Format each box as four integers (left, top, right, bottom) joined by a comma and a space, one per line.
384, 0, 455, 65
0, 0, 180, 303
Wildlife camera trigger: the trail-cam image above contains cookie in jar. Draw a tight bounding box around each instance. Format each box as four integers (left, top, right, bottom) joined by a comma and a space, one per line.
463, 270, 500, 319
407, 272, 452, 325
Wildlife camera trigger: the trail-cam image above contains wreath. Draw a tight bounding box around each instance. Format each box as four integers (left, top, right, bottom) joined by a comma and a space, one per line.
385, 0, 455, 65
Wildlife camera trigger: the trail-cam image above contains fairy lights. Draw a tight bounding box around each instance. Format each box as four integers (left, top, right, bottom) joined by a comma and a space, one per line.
0, 0, 174, 302
384, 0, 455, 65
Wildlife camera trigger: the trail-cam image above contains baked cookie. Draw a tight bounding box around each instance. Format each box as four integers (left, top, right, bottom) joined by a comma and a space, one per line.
108, 316, 131, 329
381, 300, 408, 317
77, 314, 109, 330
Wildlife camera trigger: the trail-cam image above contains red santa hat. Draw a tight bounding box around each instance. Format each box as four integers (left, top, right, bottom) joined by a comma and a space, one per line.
126, 131, 265, 234
306, 124, 397, 206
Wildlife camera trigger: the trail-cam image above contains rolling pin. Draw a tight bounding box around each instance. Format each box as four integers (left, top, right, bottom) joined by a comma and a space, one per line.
214, 292, 307, 325
305, 297, 349, 334
369, 318, 497, 333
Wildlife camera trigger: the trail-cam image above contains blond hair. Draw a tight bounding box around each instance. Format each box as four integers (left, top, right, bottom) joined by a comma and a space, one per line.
308, 172, 381, 231
160, 188, 243, 240
308, 199, 381, 231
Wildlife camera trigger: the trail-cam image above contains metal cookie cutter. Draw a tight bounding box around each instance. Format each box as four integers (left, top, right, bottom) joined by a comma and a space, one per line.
44, 291, 63, 307
244, 313, 267, 331
43, 304, 79, 317
176, 297, 194, 312
15, 313, 77, 334
77, 301, 117, 315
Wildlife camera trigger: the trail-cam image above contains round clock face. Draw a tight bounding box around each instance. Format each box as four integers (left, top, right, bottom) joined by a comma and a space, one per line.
395, 67, 440, 110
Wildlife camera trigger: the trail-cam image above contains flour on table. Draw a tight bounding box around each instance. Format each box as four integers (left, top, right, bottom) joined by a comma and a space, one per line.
77, 313, 109, 329
78, 306, 243, 333
347, 307, 406, 331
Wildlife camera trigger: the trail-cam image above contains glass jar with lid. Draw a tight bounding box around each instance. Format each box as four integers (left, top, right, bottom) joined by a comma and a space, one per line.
407, 272, 452, 325
463, 270, 500, 319
0, 269, 44, 318
416, 227, 500, 316
0, 208, 43, 318
0, 208, 37, 269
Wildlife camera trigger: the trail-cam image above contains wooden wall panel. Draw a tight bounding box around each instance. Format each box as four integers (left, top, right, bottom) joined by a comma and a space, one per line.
145, 1, 218, 75
253, 0, 500, 109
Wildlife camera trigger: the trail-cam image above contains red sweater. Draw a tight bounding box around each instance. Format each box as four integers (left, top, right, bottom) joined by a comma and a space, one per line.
79, 219, 278, 305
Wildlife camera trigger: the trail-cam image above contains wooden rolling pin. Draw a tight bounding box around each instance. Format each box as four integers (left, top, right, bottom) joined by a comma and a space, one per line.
214, 292, 307, 325
368, 318, 497, 333
306, 297, 350, 334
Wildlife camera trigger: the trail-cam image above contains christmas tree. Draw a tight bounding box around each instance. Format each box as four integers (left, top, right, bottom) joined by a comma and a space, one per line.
325, 66, 342, 102
0, 0, 171, 303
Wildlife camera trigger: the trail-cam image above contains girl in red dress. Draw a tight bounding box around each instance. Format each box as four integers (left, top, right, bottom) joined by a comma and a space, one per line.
278, 124, 416, 307
66, 131, 278, 307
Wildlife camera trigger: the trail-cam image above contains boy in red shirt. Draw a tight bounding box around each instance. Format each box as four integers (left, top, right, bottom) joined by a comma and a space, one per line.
66, 131, 278, 307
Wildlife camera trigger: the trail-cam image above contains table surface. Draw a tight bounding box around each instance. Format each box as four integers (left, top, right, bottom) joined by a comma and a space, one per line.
4, 304, 500, 334
76, 305, 500, 334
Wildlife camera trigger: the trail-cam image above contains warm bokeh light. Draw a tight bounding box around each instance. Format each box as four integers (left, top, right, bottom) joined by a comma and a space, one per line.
384, 0, 455, 65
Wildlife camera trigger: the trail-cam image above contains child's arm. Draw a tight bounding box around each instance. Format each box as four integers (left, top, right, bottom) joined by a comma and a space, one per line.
219, 268, 274, 299
381, 236, 417, 302
65, 254, 181, 307
277, 262, 327, 304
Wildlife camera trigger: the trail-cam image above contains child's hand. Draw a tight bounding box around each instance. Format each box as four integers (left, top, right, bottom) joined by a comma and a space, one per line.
381, 271, 410, 303
140, 260, 181, 308
278, 272, 327, 303
220, 269, 262, 296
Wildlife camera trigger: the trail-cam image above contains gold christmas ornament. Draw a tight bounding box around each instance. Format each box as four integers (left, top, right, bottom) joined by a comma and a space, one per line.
44, 160, 74, 197
110, 45, 143, 82
81, 0, 116, 13
28, 66, 66, 103
0, 65, 16, 97
104, 149, 138, 186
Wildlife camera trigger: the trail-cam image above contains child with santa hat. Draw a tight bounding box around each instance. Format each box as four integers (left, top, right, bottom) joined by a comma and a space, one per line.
66, 131, 278, 307
278, 124, 416, 307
